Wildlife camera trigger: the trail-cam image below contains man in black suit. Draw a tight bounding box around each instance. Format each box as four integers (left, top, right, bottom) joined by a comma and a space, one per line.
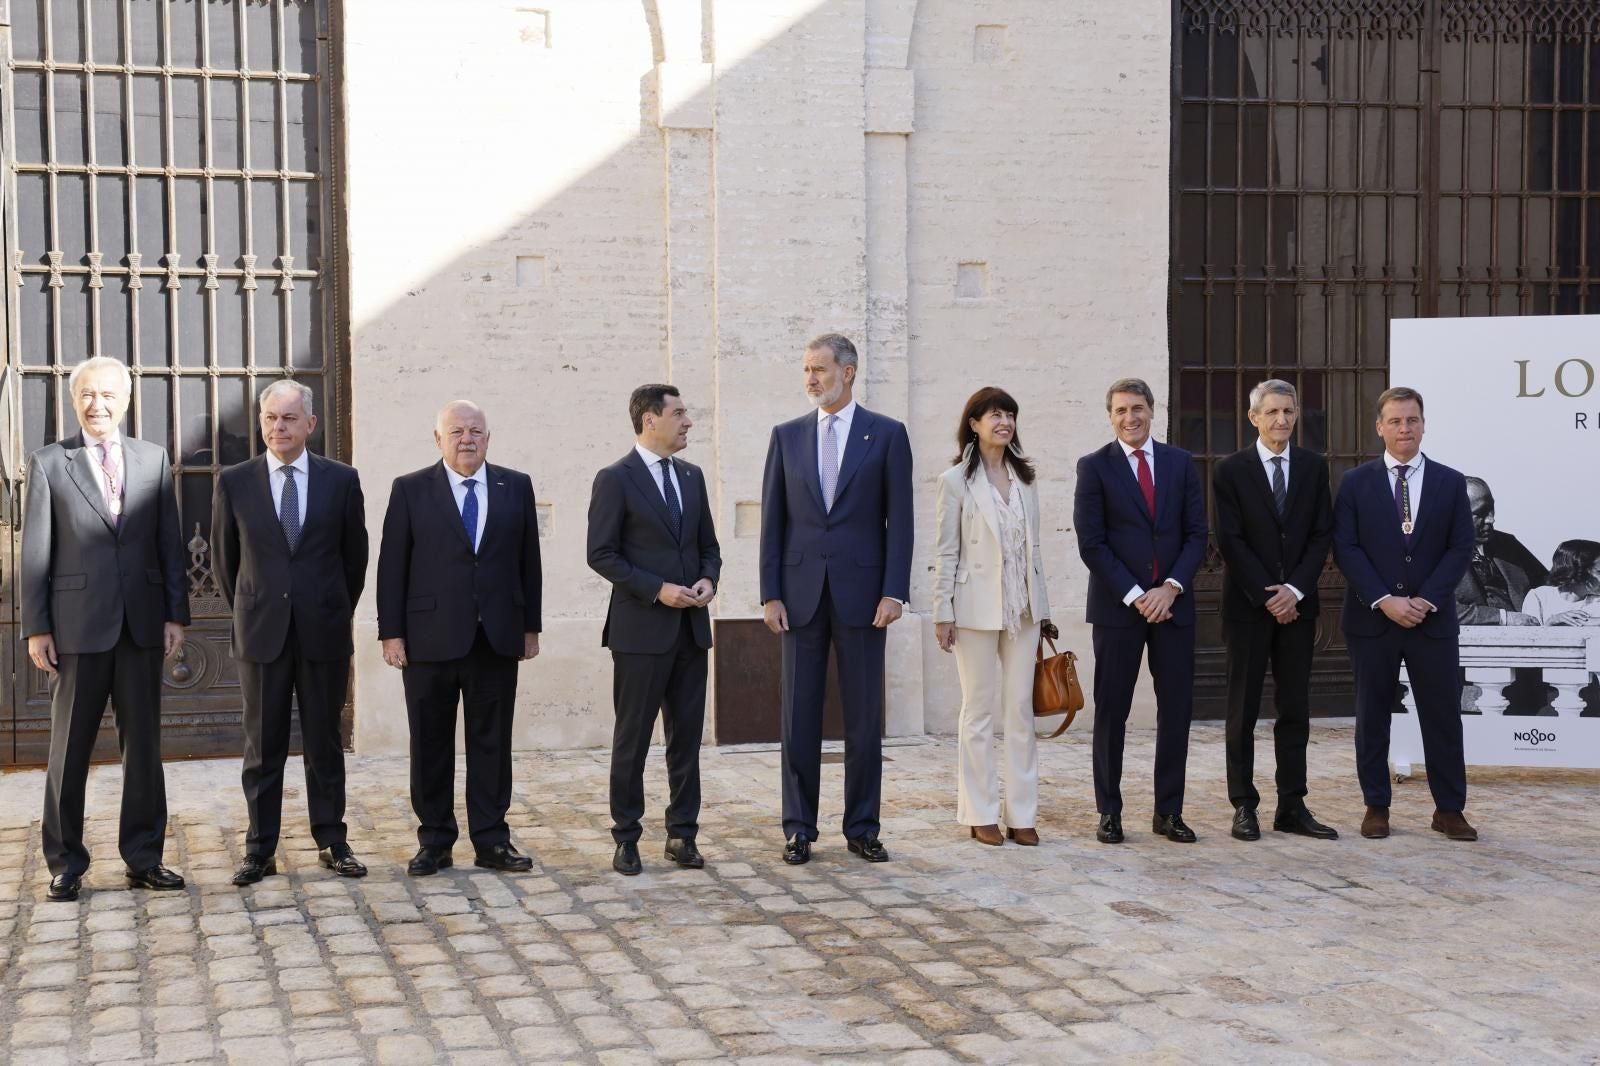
1073, 378, 1208, 845
213, 380, 369, 885
1333, 386, 1477, 842
760, 333, 914, 866
23, 357, 190, 901
1213, 379, 1337, 843
587, 384, 722, 876
377, 400, 543, 875
1454, 476, 1547, 626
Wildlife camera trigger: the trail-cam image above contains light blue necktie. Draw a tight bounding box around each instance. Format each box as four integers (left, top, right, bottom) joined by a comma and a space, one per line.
819, 415, 839, 512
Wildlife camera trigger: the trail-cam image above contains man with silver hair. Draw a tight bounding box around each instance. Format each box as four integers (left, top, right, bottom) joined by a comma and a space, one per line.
213, 379, 371, 885
22, 356, 190, 901
1213, 379, 1338, 842
760, 332, 913, 866
377, 400, 543, 877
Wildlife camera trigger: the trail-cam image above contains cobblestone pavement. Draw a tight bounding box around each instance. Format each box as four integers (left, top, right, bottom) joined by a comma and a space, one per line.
2, 722, 1599, 1065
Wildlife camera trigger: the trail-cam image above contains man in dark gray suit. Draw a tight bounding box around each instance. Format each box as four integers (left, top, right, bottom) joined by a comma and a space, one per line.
213, 380, 369, 886
23, 357, 190, 902
587, 384, 722, 876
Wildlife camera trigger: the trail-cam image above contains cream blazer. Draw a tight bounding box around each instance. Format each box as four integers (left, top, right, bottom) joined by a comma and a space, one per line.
932, 462, 1050, 629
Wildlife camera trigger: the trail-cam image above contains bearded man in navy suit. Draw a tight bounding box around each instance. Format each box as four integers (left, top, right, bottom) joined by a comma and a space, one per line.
1073, 378, 1208, 845
760, 333, 913, 867
1333, 386, 1477, 842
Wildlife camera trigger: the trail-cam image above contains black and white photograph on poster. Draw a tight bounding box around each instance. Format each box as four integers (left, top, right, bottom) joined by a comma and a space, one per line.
1391, 315, 1600, 769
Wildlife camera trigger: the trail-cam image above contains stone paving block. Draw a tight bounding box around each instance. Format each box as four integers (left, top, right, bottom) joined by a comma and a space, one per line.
509, 1026, 584, 1060
354, 1006, 417, 1034
153, 1029, 218, 1064
374, 1034, 439, 1065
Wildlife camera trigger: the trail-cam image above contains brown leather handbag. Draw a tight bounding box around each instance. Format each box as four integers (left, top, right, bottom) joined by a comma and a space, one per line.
1033, 633, 1084, 738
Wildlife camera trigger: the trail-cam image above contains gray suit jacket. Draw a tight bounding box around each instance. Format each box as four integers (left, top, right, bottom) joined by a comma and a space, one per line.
21, 433, 191, 654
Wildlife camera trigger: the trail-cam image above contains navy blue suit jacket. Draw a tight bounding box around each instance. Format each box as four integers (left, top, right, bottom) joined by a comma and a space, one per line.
1073, 440, 1208, 628
1333, 455, 1473, 640
759, 406, 914, 629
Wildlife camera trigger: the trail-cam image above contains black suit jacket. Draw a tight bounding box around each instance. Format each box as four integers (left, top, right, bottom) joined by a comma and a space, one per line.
1073, 440, 1208, 628
1454, 530, 1548, 624
1334, 455, 1474, 640
212, 453, 368, 663
21, 433, 190, 654
587, 450, 722, 655
376, 461, 542, 662
1213, 445, 1334, 622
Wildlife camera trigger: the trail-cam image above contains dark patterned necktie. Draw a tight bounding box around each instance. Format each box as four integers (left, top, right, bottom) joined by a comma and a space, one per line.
461, 478, 479, 552
659, 459, 682, 538
1394, 464, 1412, 544
280, 466, 301, 552
1271, 456, 1287, 517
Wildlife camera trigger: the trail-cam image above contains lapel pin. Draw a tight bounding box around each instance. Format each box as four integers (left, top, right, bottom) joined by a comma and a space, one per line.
863, 434, 871, 441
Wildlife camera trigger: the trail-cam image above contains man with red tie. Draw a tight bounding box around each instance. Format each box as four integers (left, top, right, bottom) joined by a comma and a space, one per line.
1073, 379, 1208, 844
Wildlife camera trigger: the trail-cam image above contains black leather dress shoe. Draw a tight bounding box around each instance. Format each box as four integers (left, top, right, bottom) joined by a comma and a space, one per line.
46, 873, 81, 902
1231, 807, 1261, 841
407, 847, 453, 876
1152, 813, 1198, 843
1096, 813, 1124, 844
782, 835, 811, 865
319, 843, 369, 878
474, 842, 533, 872
232, 854, 277, 886
846, 836, 889, 863
126, 865, 185, 890
664, 838, 704, 869
1274, 806, 1339, 840
613, 842, 642, 876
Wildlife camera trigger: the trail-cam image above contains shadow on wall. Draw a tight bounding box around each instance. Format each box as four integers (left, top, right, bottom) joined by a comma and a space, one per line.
344, 0, 879, 754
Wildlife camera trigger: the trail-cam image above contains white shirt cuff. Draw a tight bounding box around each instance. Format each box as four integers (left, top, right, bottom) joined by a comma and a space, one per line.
1372, 594, 1390, 609
1164, 579, 1183, 594
1284, 584, 1304, 602
1123, 585, 1145, 606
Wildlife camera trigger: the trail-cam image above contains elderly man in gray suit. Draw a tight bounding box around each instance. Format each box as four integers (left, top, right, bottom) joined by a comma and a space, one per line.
22, 356, 190, 902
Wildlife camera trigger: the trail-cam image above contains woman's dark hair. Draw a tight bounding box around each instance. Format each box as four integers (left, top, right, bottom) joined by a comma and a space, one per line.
1549, 539, 1600, 597
954, 387, 1035, 485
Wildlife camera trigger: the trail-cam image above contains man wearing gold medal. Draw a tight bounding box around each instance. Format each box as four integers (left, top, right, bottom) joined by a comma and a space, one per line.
1332, 386, 1478, 843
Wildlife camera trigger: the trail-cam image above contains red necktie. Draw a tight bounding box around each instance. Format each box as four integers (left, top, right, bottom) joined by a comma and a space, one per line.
1135, 448, 1158, 582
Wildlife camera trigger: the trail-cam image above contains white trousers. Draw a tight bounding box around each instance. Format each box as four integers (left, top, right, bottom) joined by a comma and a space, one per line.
953, 622, 1040, 828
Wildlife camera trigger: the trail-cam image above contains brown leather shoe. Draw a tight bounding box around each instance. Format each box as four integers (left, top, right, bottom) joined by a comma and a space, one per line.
1360, 805, 1390, 839
1006, 827, 1039, 846
969, 824, 1004, 846
1431, 809, 1478, 841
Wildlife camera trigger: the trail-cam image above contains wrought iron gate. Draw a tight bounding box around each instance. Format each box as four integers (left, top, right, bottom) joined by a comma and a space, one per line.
1173, 0, 1600, 717
0, 0, 343, 765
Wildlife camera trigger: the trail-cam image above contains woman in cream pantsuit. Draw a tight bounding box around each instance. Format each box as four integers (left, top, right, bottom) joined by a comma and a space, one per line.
933, 387, 1053, 847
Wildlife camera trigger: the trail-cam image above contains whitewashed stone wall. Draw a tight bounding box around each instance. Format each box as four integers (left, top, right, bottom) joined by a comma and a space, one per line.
344, 0, 1171, 754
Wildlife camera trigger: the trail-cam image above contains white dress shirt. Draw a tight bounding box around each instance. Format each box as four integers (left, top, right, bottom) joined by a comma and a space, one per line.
81, 431, 123, 507
1116, 437, 1184, 604
443, 461, 489, 551
634, 443, 682, 504
268, 450, 310, 528
1373, 451, 1433, 611
816, 400, 856, 479
1256, 439, 1303, 602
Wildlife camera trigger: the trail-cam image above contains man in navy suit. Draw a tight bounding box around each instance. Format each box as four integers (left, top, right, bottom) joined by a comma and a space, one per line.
760, 333, 913, 866
377, 400, 544, 875
1332, 386, 1477, 842
1073, 379, 1208, 844
587, 384, 722, 876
